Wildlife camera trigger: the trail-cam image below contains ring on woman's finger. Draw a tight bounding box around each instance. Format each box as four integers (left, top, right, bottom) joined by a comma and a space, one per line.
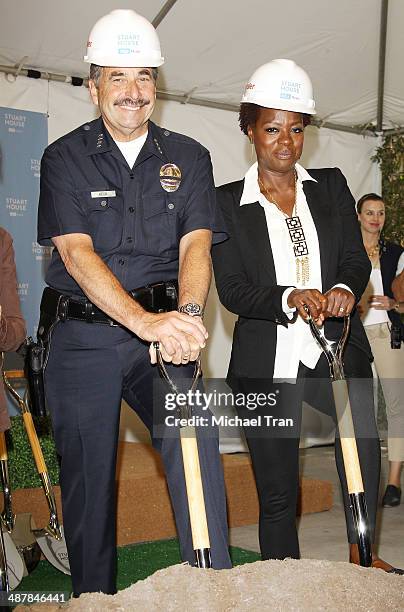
339, 307, 345, 312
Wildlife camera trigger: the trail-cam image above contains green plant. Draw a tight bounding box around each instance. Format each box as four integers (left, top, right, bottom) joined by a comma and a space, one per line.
372, 134, 404, 246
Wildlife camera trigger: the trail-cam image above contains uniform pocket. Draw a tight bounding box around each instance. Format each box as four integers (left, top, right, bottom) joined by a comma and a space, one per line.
140, 194, 185, 254
77, 188, 124, 251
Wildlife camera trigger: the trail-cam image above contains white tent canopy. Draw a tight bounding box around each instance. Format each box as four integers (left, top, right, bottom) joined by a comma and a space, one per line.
0, 0, 402, 134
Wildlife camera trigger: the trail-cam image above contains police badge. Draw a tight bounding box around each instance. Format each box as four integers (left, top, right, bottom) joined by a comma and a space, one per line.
159, 163, 181, 192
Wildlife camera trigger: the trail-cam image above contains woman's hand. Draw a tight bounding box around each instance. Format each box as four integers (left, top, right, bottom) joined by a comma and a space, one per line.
324, 287, 355, 317
368, 294, 396, 311
287, 289, 328, 325
287, 287, 355, 326
392, 271, 404, 302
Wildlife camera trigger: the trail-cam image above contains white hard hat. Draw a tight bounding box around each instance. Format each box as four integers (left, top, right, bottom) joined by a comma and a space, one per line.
241, 59, 316, 115
84, 9, 164, 67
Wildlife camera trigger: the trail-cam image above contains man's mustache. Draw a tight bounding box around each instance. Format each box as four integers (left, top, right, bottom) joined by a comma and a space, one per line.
114, 97, 150, 107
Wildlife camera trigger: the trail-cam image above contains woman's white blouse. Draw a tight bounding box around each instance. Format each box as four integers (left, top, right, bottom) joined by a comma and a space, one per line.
396, 252, 404, 275
359, 264, 389, 327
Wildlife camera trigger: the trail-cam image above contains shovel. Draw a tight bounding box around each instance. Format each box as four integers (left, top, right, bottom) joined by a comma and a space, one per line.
306, 311, 372, 567
0, 528, 24, 591
0, 433, 14, 534
154, 343, 212, 568
0, 504, 25, 591
2, 364, 70, 574
0, 520, 9, 592
0, 431, 26, 590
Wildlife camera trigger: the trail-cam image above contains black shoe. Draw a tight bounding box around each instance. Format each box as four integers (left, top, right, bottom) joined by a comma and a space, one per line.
382, 485, 401, 507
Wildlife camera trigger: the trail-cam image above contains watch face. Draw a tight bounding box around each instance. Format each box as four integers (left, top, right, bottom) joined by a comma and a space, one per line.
187, 304, 201, 315
180, 303, 202, 316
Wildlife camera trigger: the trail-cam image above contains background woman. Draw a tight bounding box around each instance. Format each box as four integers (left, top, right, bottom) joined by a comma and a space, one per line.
212, 59, 402, 572
357, 193, 404, 507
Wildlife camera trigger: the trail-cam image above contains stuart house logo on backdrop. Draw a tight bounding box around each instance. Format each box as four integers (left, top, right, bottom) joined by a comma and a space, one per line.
17, 281, 29, 301
32, 242, 53, 261
5, 195, 28, 217
3, 112, 26, 133
31, 158, 40, 178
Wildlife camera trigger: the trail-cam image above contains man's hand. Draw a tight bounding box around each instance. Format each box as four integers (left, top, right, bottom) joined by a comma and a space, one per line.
149, 332, 202, 365
287, 288, 328, 326
324, 287, 355, 317
135, 310, 207, 365
368, 294, 396, 311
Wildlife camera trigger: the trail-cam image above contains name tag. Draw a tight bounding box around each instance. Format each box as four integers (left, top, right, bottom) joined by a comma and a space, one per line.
91, 190, 116, 198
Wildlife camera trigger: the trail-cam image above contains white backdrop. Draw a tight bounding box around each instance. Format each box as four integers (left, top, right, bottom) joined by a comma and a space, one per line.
0, 73, 381, 447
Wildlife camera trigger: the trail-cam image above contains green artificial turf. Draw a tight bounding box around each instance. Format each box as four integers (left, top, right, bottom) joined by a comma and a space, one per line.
0, 416, 59, 489
17, 539, 260, 594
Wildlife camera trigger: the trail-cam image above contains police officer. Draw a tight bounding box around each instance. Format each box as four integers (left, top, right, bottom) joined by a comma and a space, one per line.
37, 9, 231, 596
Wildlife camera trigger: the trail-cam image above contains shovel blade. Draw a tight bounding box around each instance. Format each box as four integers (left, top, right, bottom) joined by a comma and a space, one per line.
2, 531, 24, 590
35, 526, 70, 575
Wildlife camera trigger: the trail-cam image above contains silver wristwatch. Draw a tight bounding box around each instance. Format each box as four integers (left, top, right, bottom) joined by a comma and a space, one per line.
178, 303, 204, 317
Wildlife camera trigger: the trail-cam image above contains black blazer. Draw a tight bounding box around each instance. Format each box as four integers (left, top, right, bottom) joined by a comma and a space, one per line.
380, 239, 404, 331
212, 167, 372, 384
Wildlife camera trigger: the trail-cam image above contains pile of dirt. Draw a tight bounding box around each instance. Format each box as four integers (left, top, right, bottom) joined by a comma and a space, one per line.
15, 558, 404, 611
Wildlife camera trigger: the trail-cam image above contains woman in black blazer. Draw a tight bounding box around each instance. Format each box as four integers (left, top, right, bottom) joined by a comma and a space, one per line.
212, 59, 402, 573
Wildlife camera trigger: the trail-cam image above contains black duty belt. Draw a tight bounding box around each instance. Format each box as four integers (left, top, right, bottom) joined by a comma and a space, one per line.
40, 280, 178, 326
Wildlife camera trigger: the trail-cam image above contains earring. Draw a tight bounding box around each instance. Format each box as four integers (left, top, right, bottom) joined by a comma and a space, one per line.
249, 139, 255, 162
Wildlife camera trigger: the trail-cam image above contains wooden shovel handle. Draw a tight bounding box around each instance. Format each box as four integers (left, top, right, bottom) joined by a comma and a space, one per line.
22, 412, 47, 474
340, 437, 364, 494
332, 379, 364, 494
0, 431, 7, 461
180, 427, 210, 550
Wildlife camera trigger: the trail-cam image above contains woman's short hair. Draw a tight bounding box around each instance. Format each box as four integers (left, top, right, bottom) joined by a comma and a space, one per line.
239, 103, 311, 135
356, 193, 384, 214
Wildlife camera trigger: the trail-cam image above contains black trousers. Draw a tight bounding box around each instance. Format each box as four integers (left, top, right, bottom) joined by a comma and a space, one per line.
44, 320, 231, 596
235, 344, 380, 560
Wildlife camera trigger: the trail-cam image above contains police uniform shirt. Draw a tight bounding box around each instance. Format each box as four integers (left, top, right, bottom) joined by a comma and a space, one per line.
38, 118, 227, 297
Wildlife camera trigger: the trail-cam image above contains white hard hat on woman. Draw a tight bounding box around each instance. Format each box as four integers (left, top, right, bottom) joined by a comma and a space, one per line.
84, 9, 164, 67
241, 58, 316, 115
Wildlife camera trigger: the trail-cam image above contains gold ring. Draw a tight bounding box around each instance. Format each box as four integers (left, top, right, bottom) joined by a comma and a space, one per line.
339, 307, 345, 312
